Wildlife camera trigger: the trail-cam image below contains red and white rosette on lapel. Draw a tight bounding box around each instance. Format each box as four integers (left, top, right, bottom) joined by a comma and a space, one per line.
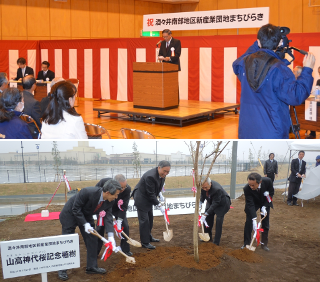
117, 199, 124, 211
97, 210, 106, 226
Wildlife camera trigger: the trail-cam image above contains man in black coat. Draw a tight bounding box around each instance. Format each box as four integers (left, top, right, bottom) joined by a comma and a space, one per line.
95, 174, 132, 256
14, 57, 34, 81
242, 172, 274, 251
287, 151, 306, 206
199, 177, 231, 245
158, 29, 181, 71
37, 61, 55, 81
131, 160, 170, 249
21, 75, 42, 138
264, 153, 278, 183
57, 180, 121, 281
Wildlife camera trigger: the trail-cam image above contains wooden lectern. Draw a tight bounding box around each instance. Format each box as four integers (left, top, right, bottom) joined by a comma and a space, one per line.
133, 62, 179, 110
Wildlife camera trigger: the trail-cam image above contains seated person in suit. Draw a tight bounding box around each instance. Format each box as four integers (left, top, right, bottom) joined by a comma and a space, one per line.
40, 77, 65, 116
158, 29, 181, 71
0, 73, 8, 93
14, 57, 34, 81
22, 76, 42, 138
0, 88, 32, 139
37, 61, 55, 81
41, 81, 88, 139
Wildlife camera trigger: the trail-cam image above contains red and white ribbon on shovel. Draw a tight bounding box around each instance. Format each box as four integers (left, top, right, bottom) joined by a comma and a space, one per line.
256, 227, 264, 246
101, 241, 113, 261
117, 199, 124, 211
192, 169, 196, 196
164, 208, 170, 225
63, 174, 71, 192
264, 191, 272, 203
113, 221, 124, 239
198, 215, 209, 228
97, 210, 106, 226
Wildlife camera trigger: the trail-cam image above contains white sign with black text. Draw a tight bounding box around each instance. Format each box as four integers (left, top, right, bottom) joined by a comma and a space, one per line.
305, 100, 317, 121
143, 7, 269, 31
1, 234, 80, 279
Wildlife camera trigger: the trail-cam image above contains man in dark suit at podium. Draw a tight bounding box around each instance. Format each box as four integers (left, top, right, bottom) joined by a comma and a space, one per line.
14, 57, 34, 81
37, 61, 55, 81
158, 29, 181, 71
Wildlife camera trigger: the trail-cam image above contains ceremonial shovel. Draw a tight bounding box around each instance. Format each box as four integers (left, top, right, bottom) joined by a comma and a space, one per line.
89, 229, 136, 264
198, 209, 210, 242
246, 214, 267, 252
121, 231, 142, 248
163, 200, 173, 241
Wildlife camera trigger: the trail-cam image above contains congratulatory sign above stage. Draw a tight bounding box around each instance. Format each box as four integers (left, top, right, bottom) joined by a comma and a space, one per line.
143, 7, 269, 31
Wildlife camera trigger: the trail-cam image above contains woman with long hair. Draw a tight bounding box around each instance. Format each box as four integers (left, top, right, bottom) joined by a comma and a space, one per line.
0, 88, 32, 139
41, 81, 87, 139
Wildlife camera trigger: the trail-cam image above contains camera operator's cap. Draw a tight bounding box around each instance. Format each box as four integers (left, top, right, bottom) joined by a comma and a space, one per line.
279, 26, 290, 35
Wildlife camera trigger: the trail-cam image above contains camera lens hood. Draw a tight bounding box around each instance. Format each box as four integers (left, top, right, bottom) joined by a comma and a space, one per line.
279, 26, 290, 35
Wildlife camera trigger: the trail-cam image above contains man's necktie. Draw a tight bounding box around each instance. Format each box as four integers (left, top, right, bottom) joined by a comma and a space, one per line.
299, 160, 302, 172
166, 42, 169, 52
94, 201, 103, 213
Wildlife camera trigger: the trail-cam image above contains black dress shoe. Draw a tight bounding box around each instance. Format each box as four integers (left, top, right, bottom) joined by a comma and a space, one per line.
58, 270, 68, 281
240, 245, 246, 250
287, 202, 293, 206
142, 243, 156, 249
85, 267, 106, 274
261, 245, 270, 251
125, 251, 133, 256
150, 237, 160, 242
293, 202, 299, 206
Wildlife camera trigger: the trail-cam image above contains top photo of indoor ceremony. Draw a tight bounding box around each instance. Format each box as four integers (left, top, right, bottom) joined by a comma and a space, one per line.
0, 0, 320, 140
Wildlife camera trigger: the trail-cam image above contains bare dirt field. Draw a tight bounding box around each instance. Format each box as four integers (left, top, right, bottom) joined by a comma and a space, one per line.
0, 189, 319, 282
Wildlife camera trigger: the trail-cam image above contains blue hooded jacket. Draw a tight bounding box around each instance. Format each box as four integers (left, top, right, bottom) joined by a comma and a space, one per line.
233, 41, 314, 139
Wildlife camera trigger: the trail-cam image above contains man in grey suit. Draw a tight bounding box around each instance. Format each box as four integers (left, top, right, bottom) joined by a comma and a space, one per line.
264, 153, 278, 183
199, 176, 231, 246
58, 180, 121, 281
287, 151, 306, 206
131, 160, 170, 249
21, 75, 41, 138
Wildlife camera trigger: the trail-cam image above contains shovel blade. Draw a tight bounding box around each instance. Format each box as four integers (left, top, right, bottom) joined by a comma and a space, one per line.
246, 245, 256, 251
128, 239, 142, 248
163, 229, 173, 241
126, 257, 136, 264
198, 232, 210, 242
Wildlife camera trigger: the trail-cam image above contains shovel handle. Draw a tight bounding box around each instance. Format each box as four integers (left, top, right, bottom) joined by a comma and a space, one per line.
201, 222, 205, 234
121, 231, 130, 240
89, 229, 103, 239
118, 249, 129, 259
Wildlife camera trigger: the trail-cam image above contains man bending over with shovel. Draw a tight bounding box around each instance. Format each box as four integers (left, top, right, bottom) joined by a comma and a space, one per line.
199, 176, 231, 246
96, 174, 133, 256
131, 160, 170, 249
58, 180, 121, 281
242, 172, 274, 251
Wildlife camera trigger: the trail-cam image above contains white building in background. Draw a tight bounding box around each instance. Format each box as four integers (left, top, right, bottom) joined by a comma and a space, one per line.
0, 141, 192, 165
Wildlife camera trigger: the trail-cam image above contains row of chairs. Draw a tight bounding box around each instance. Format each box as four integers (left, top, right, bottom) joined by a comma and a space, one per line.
16, 114, 155, 139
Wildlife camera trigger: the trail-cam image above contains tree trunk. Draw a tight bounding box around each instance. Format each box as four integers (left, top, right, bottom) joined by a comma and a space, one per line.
193, 141, 200, 263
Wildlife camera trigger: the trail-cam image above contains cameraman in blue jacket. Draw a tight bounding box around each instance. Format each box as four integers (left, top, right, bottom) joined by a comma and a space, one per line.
233, 24, 315, 139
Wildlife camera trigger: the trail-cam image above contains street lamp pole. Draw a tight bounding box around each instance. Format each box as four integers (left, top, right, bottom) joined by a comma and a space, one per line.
36, 144, 41, 182
21, 141, 26, 183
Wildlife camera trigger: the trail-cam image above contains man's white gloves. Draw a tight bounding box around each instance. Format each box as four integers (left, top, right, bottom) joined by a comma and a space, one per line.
84, 223, 94, 234
252, 218, 257, 232
117, 219, 122, 230
199, 214, 207, 225
108, 235, 117, 250
261, 206, 267, 216
159, 192, 165, 202
159, 204, 166, 215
